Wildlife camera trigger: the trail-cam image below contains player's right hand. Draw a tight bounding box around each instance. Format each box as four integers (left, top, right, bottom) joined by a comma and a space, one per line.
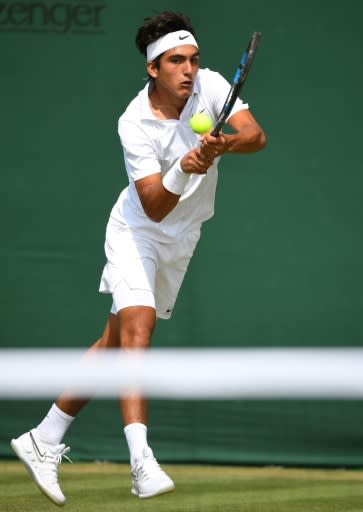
180, 148, 214, 175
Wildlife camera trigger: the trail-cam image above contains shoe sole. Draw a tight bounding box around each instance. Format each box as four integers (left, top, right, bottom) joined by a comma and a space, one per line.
10, 438, 66, 507
132, 482, 175, 499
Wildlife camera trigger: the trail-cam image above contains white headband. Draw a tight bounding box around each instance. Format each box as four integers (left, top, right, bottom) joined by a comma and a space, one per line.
146, 30, 198, 62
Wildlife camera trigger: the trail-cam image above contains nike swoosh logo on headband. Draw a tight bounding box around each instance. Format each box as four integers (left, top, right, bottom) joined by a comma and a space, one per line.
179, 35, 189, 40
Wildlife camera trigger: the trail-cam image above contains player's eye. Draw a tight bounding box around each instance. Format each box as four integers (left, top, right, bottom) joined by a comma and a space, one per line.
170, 56, 183, 64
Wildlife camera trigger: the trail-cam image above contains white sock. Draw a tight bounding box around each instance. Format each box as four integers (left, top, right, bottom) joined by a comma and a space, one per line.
124, 423, 148, 465
36, 403, 75, 445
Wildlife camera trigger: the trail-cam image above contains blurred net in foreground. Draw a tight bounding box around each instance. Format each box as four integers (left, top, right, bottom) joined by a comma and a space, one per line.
1, 348, 363, 400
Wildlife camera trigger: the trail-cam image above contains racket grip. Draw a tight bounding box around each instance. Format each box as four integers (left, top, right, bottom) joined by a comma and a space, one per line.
211, 123, 222, 138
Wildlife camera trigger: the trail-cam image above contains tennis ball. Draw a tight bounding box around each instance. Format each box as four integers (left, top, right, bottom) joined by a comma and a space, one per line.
189, 113, 213, 134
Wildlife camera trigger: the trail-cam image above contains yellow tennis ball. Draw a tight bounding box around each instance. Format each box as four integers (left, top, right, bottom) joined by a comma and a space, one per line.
189, 113, 213, 134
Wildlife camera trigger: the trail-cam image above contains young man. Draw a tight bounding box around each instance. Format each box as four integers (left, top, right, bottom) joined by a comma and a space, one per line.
11, 11, 266, 506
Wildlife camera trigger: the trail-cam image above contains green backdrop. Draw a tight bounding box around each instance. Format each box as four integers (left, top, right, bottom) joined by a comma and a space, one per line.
1, 0, 363, 466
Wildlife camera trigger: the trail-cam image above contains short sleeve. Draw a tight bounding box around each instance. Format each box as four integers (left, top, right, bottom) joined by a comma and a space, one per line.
201, 69, 249, 122
118, 119, 161, 182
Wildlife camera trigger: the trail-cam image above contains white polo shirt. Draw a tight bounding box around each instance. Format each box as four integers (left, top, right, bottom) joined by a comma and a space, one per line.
109, 68, 248, 242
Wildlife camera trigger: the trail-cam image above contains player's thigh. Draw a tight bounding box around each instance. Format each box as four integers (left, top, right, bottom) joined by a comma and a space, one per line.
89, 313, 120, 351
118, 305, 156, 349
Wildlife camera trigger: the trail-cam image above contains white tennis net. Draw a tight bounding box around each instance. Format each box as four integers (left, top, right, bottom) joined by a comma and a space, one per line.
1, 348, 363, 399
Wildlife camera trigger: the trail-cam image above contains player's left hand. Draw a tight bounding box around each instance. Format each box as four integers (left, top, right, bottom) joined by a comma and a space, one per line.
199, 132, 227, 160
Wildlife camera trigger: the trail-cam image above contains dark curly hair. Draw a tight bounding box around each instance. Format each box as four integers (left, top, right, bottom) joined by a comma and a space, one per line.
135, 11, 196, 58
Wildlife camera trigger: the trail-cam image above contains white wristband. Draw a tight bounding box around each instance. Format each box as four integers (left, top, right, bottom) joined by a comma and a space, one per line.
162, 158, 189, 196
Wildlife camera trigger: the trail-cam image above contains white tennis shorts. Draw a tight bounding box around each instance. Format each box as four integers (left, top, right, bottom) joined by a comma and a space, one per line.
99, 220, 201, 319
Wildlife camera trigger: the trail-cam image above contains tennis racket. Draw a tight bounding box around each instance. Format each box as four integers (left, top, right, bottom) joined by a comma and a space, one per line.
211, 32, 261, 137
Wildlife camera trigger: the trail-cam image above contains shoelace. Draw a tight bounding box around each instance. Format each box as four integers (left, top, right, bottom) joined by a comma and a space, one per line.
43, 445, 72, 464
41, 445, 72, 483
55, 445, 72, 465
135, 453, 163, 481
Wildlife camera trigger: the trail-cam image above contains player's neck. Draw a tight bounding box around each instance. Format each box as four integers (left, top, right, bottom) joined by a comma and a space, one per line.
148, 85, 187, 120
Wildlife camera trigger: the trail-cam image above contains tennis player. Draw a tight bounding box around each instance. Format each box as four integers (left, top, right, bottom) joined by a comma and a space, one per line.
11, 11, 266, 506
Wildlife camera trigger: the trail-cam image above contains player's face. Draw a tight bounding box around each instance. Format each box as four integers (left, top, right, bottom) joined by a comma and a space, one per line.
149, 45, 200, 101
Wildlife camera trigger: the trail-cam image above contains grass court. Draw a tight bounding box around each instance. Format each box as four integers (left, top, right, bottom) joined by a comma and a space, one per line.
2, 461, 363, 511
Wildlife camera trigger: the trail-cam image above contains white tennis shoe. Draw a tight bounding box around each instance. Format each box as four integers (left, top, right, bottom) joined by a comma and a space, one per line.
10, 429, 71, 506
131, 447, 175, 499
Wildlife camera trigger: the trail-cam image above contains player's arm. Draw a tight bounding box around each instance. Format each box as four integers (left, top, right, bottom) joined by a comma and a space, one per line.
224, 109, 266, 153
135, 173, 179, 223
200, 109, 266, 158
135, 149, 214, 223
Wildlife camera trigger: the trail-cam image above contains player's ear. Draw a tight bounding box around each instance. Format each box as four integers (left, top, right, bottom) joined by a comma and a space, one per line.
147, 61, 158, 79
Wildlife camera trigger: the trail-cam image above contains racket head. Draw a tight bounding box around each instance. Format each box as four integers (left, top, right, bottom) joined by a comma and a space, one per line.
233, 32, 261, 87
211, 32, 261, 137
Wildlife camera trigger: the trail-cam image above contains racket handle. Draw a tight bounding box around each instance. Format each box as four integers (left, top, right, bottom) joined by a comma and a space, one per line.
211, 123, 222, 138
